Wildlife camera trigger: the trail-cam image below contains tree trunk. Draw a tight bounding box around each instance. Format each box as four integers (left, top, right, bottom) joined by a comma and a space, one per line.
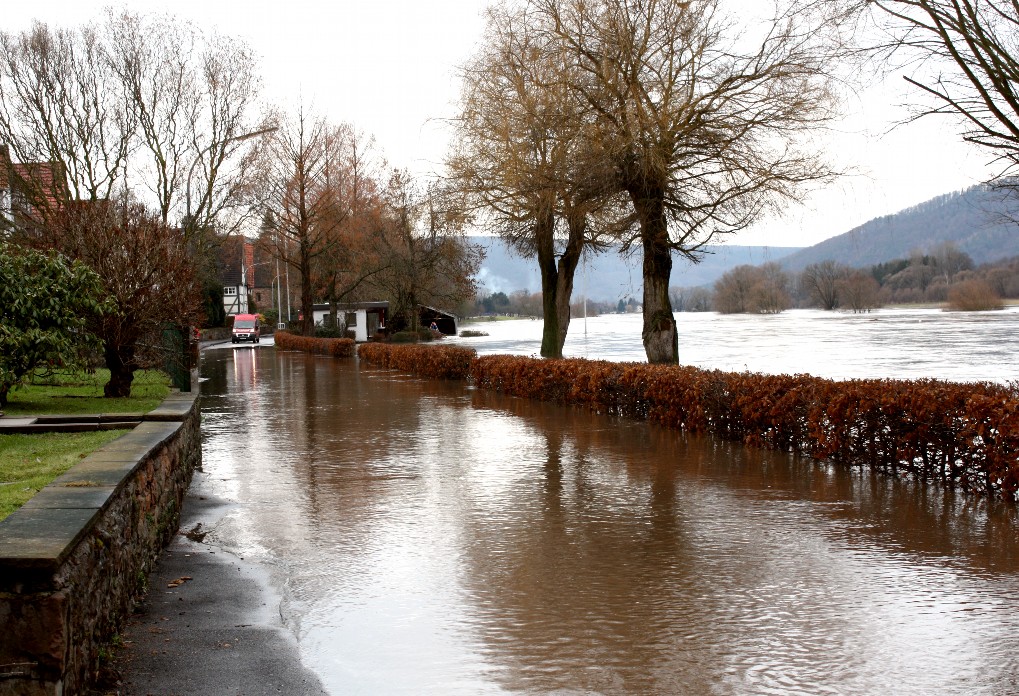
552, 211, 586, 355
535, 210, 562, 358
300, 240, 314, 336
327, 273, 339, 329
631, 191, 678, 364
537, 207, 587, 359
409, 288, 420, 332
104, 340, 136, 398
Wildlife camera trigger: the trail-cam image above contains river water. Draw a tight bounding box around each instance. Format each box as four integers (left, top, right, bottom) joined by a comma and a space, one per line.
199, 310, 1019, 694
453, 307, 1019, 383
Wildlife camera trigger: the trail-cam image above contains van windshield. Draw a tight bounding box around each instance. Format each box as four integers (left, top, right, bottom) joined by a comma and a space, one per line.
235, 320, 256, 329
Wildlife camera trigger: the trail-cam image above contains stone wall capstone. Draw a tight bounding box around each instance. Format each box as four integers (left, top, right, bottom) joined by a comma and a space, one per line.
0, 391, 201, 696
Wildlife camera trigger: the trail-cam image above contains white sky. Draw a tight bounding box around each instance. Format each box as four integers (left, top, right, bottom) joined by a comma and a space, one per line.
2, 0, 999, 248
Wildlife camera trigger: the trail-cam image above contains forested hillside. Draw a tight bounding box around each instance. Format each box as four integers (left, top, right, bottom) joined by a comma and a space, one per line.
781, 185, 1019, 271
471, 185, 1019, 306
473, 237, 802, 302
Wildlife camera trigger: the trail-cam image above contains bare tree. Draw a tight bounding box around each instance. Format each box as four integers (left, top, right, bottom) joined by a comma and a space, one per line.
671, 285, 713, 312
315, 126, 389, 325
57, 195, 202, 397
371, 171, 483, 332
714, 263, 791, 314
799, 260, 851, 309
713, 265, 760, 314
0, 14, 267, 235
0, 21, 133, 218
257, 107, 353, 336
836, 270, 883, 312
528, 0, 841, 363
756, 262, 794, 313
859, 1, 1019, 183
931, 240, 973, 280
947, 277, 1003, 310
449, 1, 615, 358
0, 13, 262, 396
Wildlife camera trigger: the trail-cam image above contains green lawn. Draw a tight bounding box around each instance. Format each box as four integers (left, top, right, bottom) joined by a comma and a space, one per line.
0, 430, 129, 521
0, 369, 172, 521
3, 369, 171, 416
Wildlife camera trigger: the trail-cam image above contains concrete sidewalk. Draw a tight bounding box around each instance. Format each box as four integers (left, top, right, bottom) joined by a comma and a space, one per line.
106, 489, 327, 695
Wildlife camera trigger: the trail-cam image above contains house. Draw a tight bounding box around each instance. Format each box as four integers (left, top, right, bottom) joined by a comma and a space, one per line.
248, 261, 276, 316
216, 236, 253, 316
0, 144, 68, 237
308, 301, 389, 342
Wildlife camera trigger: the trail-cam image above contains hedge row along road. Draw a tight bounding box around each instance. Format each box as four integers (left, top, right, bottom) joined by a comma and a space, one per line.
352, 342, 1019, 502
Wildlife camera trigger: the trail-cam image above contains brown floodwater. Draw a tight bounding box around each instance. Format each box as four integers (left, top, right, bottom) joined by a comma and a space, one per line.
199, 345, 1019, 695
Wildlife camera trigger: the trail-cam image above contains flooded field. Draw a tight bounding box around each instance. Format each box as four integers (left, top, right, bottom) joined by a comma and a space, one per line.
453, 307, 1019, 383
196, 334, 1019, 694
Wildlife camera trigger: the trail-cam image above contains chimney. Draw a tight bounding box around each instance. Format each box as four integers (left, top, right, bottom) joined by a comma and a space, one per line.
0, 144, 9, 192
244, 241, 255, 288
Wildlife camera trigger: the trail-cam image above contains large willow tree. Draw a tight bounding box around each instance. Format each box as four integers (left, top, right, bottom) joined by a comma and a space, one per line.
454, 0, 842, 364
449, 2, 616, 358
537, 0, 843, 363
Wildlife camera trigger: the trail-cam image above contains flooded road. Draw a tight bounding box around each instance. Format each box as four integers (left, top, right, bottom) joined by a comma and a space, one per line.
199, 344, 1019, 695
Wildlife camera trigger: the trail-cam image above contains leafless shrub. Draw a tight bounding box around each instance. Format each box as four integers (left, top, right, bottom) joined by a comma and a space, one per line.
946, 279, 1004, 311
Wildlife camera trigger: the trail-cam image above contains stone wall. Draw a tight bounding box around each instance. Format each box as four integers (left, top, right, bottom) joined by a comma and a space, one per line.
0, 391, 201, 696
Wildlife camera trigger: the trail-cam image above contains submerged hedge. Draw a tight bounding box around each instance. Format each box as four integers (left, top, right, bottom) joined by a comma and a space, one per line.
274, 330, 355, 357
357, 343, 1019, 500
358, 342, 475, 379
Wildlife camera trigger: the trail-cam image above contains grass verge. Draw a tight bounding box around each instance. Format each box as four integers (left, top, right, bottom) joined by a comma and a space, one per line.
0, 430, 129, 521
3, 369, 171, 416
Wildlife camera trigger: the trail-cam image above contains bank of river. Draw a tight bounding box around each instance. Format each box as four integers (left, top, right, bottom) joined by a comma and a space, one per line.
193, 343, 1019, 695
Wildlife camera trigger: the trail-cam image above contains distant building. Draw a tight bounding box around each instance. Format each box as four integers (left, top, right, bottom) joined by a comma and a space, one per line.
0, 144, 69, 238
307, 302, 389, 342
215, 236, 256, 316
419, 305, 460, 335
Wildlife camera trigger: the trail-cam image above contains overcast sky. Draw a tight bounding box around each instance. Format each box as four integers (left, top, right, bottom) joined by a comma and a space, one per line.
2, 0, 999, 248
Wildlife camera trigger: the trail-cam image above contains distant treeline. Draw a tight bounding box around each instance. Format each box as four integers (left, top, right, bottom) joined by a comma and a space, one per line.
468, 290, 625, 319
673, 242, 1015, 314
467, 242, 1019, 319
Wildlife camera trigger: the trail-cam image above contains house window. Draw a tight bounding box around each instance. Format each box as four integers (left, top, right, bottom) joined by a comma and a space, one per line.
0, 187, 11, 224
224, 287, 237, 296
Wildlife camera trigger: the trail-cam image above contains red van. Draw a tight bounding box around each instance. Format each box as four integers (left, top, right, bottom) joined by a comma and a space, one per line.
231, 314, 261, 344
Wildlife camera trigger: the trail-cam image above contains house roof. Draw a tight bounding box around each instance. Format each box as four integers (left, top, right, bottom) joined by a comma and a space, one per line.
215, 236, 250, 287
0, 146, 69, 216
419, 304, 460, 321
311, 301, 389, 311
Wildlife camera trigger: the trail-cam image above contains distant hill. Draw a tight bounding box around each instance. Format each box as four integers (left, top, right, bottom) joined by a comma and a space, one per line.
473, 237, 803, 302
781, 185, 1019, 272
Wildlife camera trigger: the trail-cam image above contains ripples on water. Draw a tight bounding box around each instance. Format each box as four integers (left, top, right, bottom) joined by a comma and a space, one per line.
198, 335, 1019, 695
452, 307, 1019, 383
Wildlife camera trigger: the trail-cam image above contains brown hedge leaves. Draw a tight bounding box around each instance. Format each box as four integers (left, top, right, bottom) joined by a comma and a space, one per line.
356, 345, 1019, 500
274, 331, 355, 357
358, 343, 476, 380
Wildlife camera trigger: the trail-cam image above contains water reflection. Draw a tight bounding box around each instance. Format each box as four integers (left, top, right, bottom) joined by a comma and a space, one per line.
198, 347, 1019, 695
